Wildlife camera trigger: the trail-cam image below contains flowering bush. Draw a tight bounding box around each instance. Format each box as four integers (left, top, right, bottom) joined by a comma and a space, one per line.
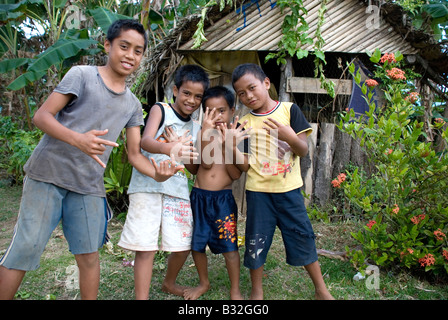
337, 49, 448, 276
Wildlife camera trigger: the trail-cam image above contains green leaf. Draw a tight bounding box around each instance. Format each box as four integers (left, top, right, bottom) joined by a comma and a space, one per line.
27, 38, 97, 73
7, 70, 45, 91
87, 7, 132, 34
0, 58, 30, 73
370, 48, 381, 63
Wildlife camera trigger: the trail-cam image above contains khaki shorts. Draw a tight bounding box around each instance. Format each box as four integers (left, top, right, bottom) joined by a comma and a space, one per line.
118, 193, 193, 252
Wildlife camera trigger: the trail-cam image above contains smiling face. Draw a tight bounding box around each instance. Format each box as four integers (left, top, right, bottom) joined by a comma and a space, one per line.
204, 96, 235, 127
172, 80, 205, 118
104, 28, 145, 78
233, 72, 273, 114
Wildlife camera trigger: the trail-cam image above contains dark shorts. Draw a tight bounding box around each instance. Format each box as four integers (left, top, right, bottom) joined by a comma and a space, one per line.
190, 187, 239, 254
244, 188, 318, 270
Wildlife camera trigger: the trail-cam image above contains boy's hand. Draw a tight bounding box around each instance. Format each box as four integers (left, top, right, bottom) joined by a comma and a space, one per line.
263, 118, 296, 144
263, 118, 309, 158
275, 138, 292, 160
170, 134, 199, 164
76, 129, 119, 168
220, 116, 251, 150
162, 126, 190, 143
201, 107, 221, 141
151, 154, 185, 182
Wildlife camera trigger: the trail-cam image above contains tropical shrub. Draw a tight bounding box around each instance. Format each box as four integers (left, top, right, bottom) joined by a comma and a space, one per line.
104, 130, 132, 216
0, 115, 42, 183
336, 49, 448, 276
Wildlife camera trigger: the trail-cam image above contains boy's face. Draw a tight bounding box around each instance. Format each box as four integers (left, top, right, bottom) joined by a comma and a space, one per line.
204, 96, 235, 127
104, 29, 145, 78
233, 73, 271, 113
173, 80, 205, 118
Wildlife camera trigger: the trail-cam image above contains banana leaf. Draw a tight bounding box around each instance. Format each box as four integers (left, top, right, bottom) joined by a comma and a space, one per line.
7, 37, 97, 90
87, 7, 132, 34
0, 57, 30, 73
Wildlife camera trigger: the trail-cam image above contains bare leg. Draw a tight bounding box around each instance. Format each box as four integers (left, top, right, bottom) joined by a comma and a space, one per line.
304, 261, 334, 300
162, 250, 190, 297
223, 250, 243, 300
134, 251, 156, 300
249, 265, 264, 300
0, 266, 26, 300
184, 251, 210, 300
75, 252, 100, 300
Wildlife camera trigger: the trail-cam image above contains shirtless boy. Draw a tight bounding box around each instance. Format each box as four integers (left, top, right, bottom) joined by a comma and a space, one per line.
184, 86, 248, 300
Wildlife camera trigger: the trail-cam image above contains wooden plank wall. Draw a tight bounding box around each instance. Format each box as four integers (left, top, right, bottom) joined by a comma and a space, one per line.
300, 123, 369, 207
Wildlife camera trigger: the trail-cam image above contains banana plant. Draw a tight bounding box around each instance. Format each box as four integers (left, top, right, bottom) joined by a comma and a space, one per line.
0, 0, 133, 91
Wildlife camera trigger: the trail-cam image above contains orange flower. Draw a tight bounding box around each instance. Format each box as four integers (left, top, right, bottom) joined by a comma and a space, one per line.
405, 92, 419, 103
331, 173, 347, 188
366, 220, 376, 229
392, 204, 399, 214
379, 53, 397, 64
443, 249, 448, 261
434, 229, 446, 241
386, 68, 406, 81
411, 214, 425, 225
365, 79, 379, 87
418, 253, 435, 267
435, 118, 446, 126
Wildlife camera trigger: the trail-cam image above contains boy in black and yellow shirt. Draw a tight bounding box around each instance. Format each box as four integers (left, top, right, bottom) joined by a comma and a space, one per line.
230, 63, 334, 300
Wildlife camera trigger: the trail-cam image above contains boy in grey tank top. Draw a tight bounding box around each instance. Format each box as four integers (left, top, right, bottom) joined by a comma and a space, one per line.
0, 20, 183, 300
119, 65, 209, 300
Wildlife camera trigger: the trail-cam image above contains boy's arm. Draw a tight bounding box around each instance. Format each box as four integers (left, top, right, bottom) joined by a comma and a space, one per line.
33, 91, 119, 168
199, 108, 221, 170
183, 130, 201, 175
225, 163, 243, 180
126, 126, 184, 182
140, 104, 198, 163
140, 104, 171, 155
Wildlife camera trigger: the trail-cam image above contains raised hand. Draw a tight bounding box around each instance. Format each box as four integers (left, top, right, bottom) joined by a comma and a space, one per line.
220, 116, 251, 152
262, 118, 296, 143
201, 107, 222, 141
76, 129, 119, 168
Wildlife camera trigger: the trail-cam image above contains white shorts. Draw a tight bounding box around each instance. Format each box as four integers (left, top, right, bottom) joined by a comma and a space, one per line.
118, 193, 193, 252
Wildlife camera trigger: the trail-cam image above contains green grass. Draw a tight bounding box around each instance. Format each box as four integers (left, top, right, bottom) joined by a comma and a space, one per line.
1, 184, 447, 300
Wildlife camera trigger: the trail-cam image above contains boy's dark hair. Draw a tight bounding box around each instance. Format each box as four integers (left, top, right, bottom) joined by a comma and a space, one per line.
107, 19, 148, 52
202, 86, 235, 112
174, 64, 210, 92
231, 63, 267, 84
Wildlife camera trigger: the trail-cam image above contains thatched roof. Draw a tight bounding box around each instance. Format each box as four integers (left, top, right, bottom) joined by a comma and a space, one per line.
134, 0, 447, 99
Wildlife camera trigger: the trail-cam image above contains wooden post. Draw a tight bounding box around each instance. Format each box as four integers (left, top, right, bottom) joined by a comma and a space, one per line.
313, 123, 336, 207
301, 123, 318, 207
278, 57, 293, 102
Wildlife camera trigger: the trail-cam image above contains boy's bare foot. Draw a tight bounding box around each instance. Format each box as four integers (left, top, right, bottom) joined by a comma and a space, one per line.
161, 282, 190, 297
183, 282, 210, 300
249, 287, 263, 300
315, 288, 335, 300
230, 289, 244, 300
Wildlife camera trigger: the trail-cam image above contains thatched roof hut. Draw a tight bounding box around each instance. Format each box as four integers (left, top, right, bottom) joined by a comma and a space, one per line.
133, 0, 447, 208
